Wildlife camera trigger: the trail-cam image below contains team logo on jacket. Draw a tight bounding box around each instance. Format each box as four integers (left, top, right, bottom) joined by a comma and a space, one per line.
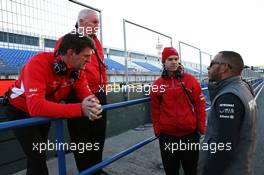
29, 88, 38, 92
10, 82, 25, 99
219, 103, 235, 119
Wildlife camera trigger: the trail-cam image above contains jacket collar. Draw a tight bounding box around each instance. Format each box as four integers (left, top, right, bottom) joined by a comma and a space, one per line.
208, 76, 241, 101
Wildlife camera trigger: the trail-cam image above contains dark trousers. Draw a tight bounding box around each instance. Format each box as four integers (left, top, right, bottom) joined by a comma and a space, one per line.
159, 132, 200, 175
5, 103, 51, 175
67, 91, 107, 174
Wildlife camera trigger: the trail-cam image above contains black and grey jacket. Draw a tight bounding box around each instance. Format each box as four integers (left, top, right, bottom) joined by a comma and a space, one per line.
199, 76, 257, 175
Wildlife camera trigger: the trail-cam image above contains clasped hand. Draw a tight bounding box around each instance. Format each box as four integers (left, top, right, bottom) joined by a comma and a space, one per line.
81, 95, 103, 121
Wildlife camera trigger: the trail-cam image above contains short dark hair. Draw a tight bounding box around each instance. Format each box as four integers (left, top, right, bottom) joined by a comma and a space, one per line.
219, 51, 244, 75
57, 33, 95, 56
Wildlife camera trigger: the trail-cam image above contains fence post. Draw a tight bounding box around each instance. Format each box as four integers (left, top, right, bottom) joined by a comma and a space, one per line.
54, 120, 67, 175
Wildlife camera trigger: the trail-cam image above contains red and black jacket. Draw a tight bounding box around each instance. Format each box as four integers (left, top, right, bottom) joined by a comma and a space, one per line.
55, 35, 107, 94
150, 73, 206, 137
8, 52, 93, 118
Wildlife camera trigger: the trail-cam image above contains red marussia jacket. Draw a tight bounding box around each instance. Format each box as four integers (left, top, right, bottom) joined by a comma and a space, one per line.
150, 73, 206, 137
8, 52, 93, 118
55, 35, 107, 94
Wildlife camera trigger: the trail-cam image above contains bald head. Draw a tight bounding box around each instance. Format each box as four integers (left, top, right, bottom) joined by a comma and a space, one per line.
218, 51, 244, 75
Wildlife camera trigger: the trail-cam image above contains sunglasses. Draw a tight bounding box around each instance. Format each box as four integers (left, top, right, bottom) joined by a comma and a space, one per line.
209, 61, 232, 69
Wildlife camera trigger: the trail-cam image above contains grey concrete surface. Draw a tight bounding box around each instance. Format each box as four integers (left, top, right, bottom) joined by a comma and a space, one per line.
14, 125, 166, 175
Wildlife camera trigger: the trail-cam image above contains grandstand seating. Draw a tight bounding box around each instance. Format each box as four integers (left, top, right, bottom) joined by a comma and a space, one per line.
108, 55, 150, 72
104, 58, 125, 71
0, 48, 37, 74
132, 61, 161, 72
0, 65, 18, 74
0, 58, 4, 65
0, 47, 209, 76
147, 60, 162, 69
183, 65, 200, 75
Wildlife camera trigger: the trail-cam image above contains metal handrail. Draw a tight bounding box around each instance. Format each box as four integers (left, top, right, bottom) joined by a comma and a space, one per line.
78, 81, 264, 175
79, 136, 157, 175
0, 97, 151, 131
0, 117, 52, 131
0, 81, 263, 175
254, 81, 264, 99
78, 106, 212, 175
253, 80, 263, 91
0, 97, 153, 175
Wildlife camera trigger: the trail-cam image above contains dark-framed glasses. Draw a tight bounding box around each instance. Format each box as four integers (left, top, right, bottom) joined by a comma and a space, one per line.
209, 61, 232, 69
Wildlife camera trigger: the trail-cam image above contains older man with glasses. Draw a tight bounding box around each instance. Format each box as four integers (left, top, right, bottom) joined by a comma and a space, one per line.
198, 51, 258, 175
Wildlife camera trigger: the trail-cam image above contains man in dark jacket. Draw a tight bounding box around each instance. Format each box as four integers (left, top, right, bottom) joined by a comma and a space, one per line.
198, 51, 257, 175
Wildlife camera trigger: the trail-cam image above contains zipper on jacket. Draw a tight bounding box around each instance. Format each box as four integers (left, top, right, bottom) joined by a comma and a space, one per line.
171, 77, 175, 88
172, 77, 175, 99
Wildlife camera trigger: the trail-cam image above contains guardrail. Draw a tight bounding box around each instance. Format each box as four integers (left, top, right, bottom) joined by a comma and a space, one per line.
0, 97, 151, 175
0, 79, 263, 175
78, 79, 264, 175
79, 136, 157, 175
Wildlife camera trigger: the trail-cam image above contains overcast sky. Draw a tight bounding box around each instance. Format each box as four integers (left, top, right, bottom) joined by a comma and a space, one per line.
78, 0, 263, 66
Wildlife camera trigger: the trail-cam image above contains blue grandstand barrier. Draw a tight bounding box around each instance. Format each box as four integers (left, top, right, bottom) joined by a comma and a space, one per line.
104, 58, 125, 71
132, 61, 161, 72
0, 65, 19, 74
0, 47, 38, 74
184, 65, 200, 74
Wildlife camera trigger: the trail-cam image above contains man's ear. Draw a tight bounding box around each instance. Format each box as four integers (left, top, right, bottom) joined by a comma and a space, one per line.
79, 19, 84, 25
66, 49, 75, 58
220, 64, 230, 74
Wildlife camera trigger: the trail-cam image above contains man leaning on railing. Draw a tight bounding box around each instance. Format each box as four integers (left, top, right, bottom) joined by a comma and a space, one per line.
1, 33, 103, 175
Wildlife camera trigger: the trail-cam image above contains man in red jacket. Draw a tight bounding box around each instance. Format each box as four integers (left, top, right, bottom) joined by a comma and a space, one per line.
150, 47, 206, 175
4, 33, 103, 175
55, 9, 108, 174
